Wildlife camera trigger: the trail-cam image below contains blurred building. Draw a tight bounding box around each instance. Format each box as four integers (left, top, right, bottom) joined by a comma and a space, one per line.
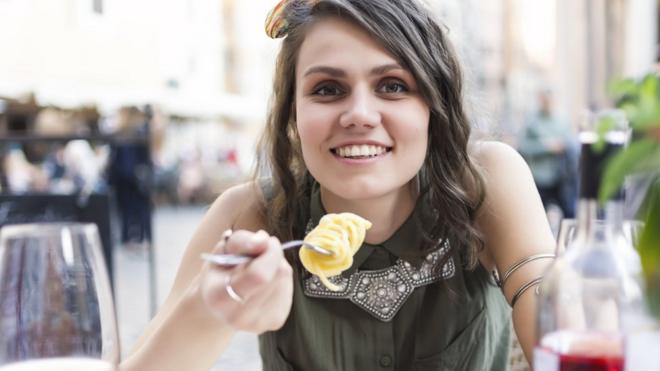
431, 1, 508, 136
436, 0, 657, 138
0, 0, 276, 122
555, 0, 657, 127
0, 0, 657, 145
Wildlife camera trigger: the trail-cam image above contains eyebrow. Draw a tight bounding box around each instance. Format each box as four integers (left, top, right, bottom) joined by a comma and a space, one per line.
302, 63, 404, 78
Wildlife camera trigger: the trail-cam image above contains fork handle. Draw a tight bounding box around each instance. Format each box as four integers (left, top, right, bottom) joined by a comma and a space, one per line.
201, 240, 332, 267
201, 253, 250, 266
280, 240, 305, 250
200, 242, 304, 267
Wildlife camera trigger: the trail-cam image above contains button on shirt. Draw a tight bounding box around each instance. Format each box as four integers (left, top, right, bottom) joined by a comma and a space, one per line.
379, 354, 393, 367
258, 186, 512, 371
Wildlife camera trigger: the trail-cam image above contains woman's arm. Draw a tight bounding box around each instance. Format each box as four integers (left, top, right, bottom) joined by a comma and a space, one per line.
473, 141, 556, 362
121, 182, 293, 371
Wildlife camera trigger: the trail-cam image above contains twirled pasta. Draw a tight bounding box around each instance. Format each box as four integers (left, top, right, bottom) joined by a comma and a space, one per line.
300, 213, 372, 291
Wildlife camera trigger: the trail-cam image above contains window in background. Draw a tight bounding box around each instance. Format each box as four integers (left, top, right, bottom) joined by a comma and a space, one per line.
93, 0, 103, 15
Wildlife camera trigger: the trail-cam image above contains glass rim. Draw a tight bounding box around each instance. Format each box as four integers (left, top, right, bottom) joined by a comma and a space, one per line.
0, 222, 99, 239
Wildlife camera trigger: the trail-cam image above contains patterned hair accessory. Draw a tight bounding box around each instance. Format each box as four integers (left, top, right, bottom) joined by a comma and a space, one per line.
265, 0, 291, 39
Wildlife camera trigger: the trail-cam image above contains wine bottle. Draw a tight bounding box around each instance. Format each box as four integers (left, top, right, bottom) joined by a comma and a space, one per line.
534, 110, 644, 371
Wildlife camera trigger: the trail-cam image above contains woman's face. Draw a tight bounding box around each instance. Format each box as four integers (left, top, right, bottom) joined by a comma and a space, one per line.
295, 17, 430, 201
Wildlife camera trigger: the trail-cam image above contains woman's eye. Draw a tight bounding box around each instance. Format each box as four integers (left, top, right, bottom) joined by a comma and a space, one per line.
313, 84, 343, 97
378, 80, 408, 94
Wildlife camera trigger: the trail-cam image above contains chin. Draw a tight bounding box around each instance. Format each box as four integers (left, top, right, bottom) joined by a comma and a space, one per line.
323, 177, 408, 201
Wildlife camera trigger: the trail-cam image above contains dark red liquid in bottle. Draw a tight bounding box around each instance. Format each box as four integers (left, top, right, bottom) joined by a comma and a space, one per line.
536, 331, 625, 371
559, 353, 624, 371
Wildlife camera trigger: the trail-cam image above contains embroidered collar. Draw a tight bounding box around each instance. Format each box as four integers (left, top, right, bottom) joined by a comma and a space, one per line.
303, 244, 455, 321
302, 186, 457, 321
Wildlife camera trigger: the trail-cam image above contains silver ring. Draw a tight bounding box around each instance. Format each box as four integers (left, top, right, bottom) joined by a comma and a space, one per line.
225, 275, 244, 303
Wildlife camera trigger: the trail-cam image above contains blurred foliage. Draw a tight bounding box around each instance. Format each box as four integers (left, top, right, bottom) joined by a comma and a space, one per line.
599, 73, 660, 318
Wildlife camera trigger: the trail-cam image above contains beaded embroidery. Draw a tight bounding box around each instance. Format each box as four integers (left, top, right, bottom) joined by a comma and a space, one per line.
301, 217, 455, 321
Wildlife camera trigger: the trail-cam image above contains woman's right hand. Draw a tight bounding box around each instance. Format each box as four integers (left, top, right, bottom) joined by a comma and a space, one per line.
199, 229, 294, 333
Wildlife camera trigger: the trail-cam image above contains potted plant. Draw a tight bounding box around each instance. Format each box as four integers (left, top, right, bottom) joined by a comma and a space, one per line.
599, 73, 660, 318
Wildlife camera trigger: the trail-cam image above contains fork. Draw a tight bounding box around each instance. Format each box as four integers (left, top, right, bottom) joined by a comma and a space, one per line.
201, 240, 333, 267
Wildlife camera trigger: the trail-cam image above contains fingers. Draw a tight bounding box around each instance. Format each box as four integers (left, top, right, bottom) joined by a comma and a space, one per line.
200, 265, 237, 312
228, 235, 283, 300
223, 229, 269, 256
201, 229, 294, 332
251, 263, 294, 331
222, 260, 293, 332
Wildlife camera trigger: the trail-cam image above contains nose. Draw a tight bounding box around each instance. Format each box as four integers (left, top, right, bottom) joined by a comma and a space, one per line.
339, 87, 381, 130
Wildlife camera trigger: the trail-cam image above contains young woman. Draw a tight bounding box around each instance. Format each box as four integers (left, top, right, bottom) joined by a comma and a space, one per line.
122, 0, 555, 370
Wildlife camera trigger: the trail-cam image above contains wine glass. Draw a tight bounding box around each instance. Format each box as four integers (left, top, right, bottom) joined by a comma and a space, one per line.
0, 223, 119, 371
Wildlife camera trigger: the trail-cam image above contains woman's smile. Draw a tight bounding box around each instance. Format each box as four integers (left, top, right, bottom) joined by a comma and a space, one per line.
330, 141, 393, 165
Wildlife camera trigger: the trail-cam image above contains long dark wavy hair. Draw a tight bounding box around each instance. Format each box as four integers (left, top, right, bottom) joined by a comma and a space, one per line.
254, 0, 486, 268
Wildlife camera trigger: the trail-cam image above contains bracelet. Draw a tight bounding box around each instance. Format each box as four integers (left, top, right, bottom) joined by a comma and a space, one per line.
510, 276, 544, 308
496, 253, 555, 288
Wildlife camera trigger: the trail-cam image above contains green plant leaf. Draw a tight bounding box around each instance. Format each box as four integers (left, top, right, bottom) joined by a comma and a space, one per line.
599, 139, 659, 203
638, 181, 660, 318
639, 74, 658, 101
593, 116, 615, 153
612, 74, 660, 131
605, 73, 660, 320
608, 78, 638, 97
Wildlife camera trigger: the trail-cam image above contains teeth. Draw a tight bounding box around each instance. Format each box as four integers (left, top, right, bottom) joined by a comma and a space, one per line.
336, 145, 387, 158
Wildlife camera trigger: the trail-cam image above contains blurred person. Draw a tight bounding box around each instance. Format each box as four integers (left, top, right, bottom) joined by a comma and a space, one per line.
62, 140, 109, 194
122, 1, 557, 370
136, 105, 180, 206
42, 146, 74, 194
34, 107, 70, 136
107, 106, 152, 249
518, 89, 577, 218
3, 144, 50, 193
0, 146, 8, 192
146, 105, 167, 162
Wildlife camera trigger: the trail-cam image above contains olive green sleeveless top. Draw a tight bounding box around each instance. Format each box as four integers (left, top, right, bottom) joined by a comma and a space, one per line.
259, 188, 511, 371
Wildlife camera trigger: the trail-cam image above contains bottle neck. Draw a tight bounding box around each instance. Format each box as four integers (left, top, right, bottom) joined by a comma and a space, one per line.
575, 136, 626, 245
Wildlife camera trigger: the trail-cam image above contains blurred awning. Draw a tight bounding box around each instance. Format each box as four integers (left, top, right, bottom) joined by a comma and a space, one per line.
0, 81, 267, 122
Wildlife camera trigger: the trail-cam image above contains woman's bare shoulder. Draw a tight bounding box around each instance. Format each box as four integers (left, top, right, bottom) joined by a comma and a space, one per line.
465, 140, 532, 203
165, 181, 267, 295
470, 140, 528, 175
211, 181, 267, 231
469, 140, 540, 218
